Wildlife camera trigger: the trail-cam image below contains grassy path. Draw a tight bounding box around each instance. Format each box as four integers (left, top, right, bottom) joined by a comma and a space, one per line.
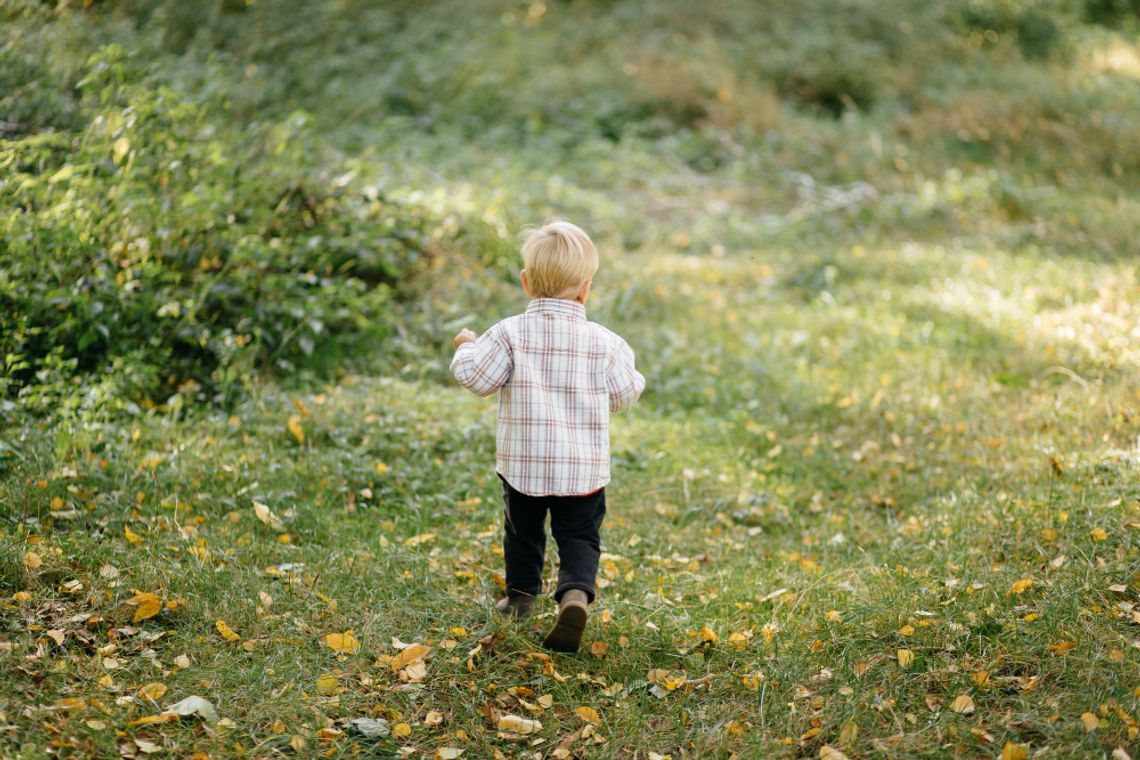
3, 246, 1139, 758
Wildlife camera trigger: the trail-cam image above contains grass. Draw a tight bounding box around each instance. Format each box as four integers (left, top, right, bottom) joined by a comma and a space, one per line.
3, 1, 1140, 757
3, 241, 1138, 758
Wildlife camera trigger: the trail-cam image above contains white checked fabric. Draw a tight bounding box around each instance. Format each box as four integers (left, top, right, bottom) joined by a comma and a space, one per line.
450, 297, 645, 497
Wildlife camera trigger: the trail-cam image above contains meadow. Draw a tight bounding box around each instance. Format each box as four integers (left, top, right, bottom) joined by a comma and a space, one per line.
2, 1, 1139, 758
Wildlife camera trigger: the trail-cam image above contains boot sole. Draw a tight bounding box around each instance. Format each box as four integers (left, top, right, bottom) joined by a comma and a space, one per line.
542, 602, 588, 653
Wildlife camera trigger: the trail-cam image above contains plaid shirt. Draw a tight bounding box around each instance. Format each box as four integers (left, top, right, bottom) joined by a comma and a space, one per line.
451, 298, 645, 496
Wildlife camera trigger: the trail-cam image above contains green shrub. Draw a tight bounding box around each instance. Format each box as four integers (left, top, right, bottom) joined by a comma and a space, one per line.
0, 44, 451, 413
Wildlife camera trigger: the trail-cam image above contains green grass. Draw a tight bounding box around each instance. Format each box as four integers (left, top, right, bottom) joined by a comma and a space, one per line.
3, 1, 1140, 757
3, 242, 1138, 758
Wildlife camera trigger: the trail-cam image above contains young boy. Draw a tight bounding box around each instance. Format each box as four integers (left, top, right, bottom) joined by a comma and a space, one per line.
450, 220, 645, 653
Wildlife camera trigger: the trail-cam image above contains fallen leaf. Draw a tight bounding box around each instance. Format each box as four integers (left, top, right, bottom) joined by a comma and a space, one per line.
1010, 578, 1033, 595
167, 695, 218, 724
1001, 742, 1030, 760
897, 649, 915, 667
590, 641, 609, 658
949, 694, 975, 714
137, 683, 167, 702
128, 713, 179, 727
316, 674, 340, 695
574, 706, 600, 725
391, 643, 430, 671
22, 551, 43, 570
498, 714, 543, 734
1081, 712, 1100, 732
215, 620, 240, 641
134, 739, 162, 754
1047, 640, 1076, 656
324, 630, 361, 654
287, 415, 305, 444
392, 722, 412, 738
348, 717, 390, 738
424, 710, 444, 727
435, 749, 463, 760
820, 746, 851, 760
252, 501, 285, 530
124, 525, 143, 544
130, 592, 162, 623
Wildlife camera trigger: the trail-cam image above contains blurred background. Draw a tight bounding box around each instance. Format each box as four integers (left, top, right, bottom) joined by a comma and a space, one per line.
2, 0, 1137, 415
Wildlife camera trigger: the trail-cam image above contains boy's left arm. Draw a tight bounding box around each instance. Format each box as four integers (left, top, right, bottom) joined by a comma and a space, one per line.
450, 324, 512, 397
606, 335, 646, 412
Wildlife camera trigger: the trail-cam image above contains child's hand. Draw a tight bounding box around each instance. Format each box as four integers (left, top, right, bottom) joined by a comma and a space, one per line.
453, 328, 477, 348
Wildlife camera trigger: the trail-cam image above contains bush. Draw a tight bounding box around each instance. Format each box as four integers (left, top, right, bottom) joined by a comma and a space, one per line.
0, 44, 450, 413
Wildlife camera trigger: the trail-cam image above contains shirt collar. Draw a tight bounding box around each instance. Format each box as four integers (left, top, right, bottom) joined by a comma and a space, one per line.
526, 298, 586, 321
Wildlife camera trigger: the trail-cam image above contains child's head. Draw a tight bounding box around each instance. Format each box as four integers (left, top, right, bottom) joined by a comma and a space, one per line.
520, 221, 598, 301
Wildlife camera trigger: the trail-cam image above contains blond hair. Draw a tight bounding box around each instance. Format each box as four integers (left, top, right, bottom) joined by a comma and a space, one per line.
520, 221, 599, 298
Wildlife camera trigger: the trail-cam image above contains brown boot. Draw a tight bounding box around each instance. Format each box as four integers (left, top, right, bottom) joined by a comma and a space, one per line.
495, 595, 535, 620
542, 590, 588, 653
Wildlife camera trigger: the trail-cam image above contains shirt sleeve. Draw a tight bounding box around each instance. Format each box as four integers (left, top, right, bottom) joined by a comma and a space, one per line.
606, 334, 645, 412
450, 323, 512, 397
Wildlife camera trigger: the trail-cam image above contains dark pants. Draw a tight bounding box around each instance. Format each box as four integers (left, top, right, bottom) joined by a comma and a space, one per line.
500, 476, 606, 604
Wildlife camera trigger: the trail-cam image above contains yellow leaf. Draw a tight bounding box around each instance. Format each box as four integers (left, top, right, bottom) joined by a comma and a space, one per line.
898, 624, 915, 636
403, 533, 436, 548
820, 746, 851, 760
287, 415, 305, 444
128, 712, 179, 727
392, 722, 412, 738
137, 683, 167, 702
700, 625, 719, 643
497, 714, 543, 734
1047, 640, 1076, 656
391, 643, 430, 671
424, 710, 443, 727
324, 630, 361, 654
590, 641, 609, 658
124, 525, 143, 545
1080, 711, 1100, 732
1010, 578, 1034, 595
252, 500, 284, 530
22, 551, 43, 570
971, 670, 990, 685
574, 706, 601, 725
131, 592, 162, 622
375, 462, 389, 476
112, 137, 131, 165
215, 620, 240, 641
897, 649, 915, 667
1001, 742, 1030, 760
1090, 527, 1108, 542
54, 697, 86, 711
316, 673, 340, 695
292, 397, 309, 417
949, 694, 975, 714
50, 497, 65, 510
290, 736, 306, 752
435, 749, 463, 760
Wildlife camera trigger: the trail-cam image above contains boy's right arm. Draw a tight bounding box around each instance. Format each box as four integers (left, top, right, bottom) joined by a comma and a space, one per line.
450, 324, 512, 397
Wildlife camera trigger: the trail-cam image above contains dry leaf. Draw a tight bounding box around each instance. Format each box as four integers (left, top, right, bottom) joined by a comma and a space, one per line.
167, 695, 218, 724
1010, 578, 1034, 595
215, 620, 240, 641
435, 749, 463, 760
124, 525, 143, 544
391, 643, 430, 671
137, 683, 167, 702
324, 630, 361, 654
392, 722, 412, 738
1081, 712, 1100, 732
22, 551, 43, 570
130, 592, 162, 622
348, 717, 390, 737
316, 674, 340, 695
574, 706, 600, 725
820, 746, 851, 760
424, 710, 443, 727
1001, 742, 1030, 760
897, 649, 915, 667
287, 415, 305, 444
590, 641, 609, 658
498, 714, 542, 734
252, 501, 285, 530
1047, 640, 1076, 656
949, 694, 975, 714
